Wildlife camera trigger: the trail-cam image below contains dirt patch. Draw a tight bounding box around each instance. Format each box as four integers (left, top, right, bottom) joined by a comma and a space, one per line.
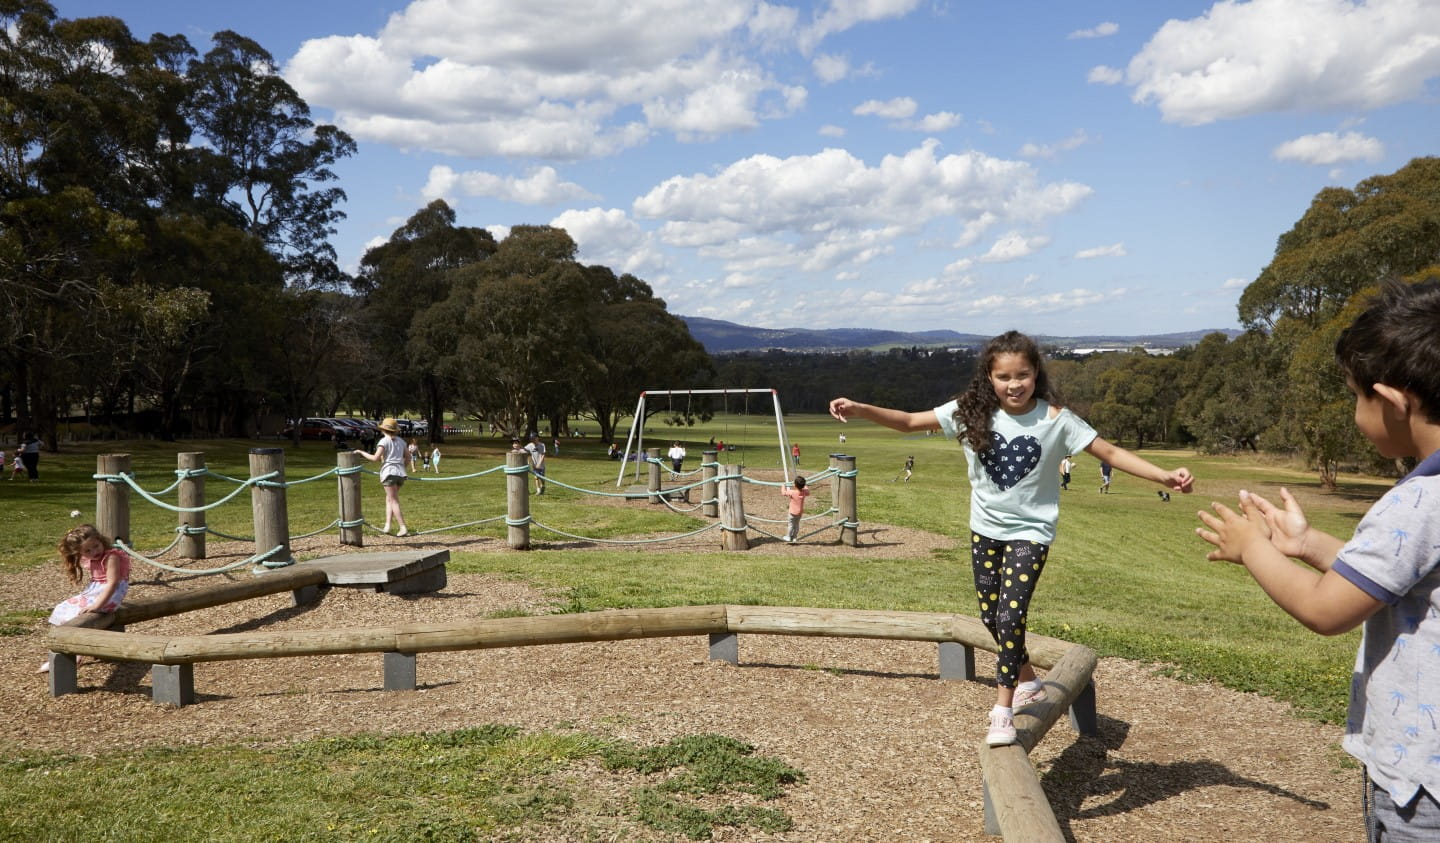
1, 525, 1358, 841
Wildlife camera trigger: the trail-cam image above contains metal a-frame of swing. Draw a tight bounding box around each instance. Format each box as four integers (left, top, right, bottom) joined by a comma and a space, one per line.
615, 388, 793, 488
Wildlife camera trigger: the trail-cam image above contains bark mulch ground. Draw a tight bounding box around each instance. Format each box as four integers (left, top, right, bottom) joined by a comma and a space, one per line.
1, 523, 1359, 842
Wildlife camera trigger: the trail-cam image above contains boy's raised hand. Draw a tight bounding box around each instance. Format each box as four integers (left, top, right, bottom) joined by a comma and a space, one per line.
1196, 498, 1272, 564
828, 397, 856, 422
1237, 488, 1310, 559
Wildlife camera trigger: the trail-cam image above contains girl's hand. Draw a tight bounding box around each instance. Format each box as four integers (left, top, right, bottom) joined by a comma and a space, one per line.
1238, 488, 1310, 559
828, 397, 857, 422
1196, 500, 1270, 564
1165, 468, 1195, 493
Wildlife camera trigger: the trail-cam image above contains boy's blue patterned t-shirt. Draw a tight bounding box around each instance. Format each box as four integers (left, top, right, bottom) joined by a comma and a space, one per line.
1334, 449, 1440, 806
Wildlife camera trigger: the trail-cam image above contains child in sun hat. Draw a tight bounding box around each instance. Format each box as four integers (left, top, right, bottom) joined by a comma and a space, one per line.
354, 417, 410, 536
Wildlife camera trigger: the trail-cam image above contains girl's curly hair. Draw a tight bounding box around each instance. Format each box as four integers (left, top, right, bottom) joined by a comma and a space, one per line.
952, 331, 1058, 452
57, 524, 109, 586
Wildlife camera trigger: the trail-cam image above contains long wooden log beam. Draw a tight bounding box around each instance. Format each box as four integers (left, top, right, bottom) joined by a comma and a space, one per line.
111, 568, 327, 625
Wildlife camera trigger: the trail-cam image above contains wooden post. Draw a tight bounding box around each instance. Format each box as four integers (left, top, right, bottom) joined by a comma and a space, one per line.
506, 449, 530, 549
828, 453, 842, 517
838, 454, 857, 547
96, 454, 131, 546
337, 450, 364, 547
718, 463, 748, 551
701, 449, 718, 518
177, 452, 206, 559
249, 448, 293, 568
646, 446, 662, 503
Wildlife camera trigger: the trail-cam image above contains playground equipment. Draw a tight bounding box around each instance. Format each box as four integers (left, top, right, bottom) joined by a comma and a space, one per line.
91, 447, 859, 575
60, 449, 1087, 840
48, 596, 1093, 841
616, 388, 793, 487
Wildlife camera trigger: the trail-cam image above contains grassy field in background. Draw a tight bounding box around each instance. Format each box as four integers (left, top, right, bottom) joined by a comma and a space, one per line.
1, 412, 1380, 724
0, 413, 1385, 838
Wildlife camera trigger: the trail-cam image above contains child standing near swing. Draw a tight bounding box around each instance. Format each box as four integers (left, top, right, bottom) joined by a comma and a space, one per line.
780, 475, 810, 543
829, 330, 1193, 746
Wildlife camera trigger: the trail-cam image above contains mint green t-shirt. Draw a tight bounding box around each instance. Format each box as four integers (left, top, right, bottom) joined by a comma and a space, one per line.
933, 399, 1097, 544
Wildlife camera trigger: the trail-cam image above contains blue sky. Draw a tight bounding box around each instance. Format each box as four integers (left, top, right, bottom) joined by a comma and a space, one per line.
54, 0, 1440, 336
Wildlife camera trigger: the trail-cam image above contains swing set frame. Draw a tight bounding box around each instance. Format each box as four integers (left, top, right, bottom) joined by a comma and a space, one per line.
615, 388, 793, 487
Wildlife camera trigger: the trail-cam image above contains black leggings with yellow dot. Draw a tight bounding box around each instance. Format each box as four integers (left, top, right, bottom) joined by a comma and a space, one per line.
970, 533, 1049, 690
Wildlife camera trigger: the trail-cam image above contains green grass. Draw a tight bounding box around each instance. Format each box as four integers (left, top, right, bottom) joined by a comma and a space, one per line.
0, 727, 804, 841
1, 414, 1389, 837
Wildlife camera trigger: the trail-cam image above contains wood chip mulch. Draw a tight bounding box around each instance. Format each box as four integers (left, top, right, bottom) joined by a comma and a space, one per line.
1, 521, 1359, 842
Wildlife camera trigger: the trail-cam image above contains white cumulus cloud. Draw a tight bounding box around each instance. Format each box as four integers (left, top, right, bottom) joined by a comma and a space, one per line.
284, 0, 824, 159
1123, 0, 1440, 125
421, 164, 597, 204
1088, 65, 1124, 85
1272, 131, 1385, 165
1075, 242, 1126, 259
1069, 22, 1119, 39
1019, 130, 1091, 159
854, 97, 918, 119
632, 140, 1089, 281
979, 232, 1051, 263
550, 207, 667, 277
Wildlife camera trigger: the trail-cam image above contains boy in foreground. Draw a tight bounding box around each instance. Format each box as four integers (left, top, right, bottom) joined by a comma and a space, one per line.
1196, 279, 1440, 841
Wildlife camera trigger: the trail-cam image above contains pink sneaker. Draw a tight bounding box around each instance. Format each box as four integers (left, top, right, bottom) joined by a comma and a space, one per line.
986, 710, 1016, 746
1013, 684, 1047, 708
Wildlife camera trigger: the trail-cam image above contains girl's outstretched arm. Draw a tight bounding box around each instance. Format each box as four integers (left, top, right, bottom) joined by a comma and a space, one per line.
1084, 436, 1193, 492
828, 398, 939, 433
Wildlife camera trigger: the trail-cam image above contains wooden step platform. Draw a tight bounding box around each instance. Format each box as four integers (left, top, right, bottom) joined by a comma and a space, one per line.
292, 549, 449, 595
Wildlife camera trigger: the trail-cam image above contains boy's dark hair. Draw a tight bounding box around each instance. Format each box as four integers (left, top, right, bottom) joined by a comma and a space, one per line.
794, 475, 806, 489
1336, 278, 1440, 422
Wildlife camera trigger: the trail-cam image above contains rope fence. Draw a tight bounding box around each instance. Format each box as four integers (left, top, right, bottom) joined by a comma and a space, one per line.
90, 447, 861, 571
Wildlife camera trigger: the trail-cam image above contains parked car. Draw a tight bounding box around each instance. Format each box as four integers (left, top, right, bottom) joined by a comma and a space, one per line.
283, 418, 341, 441
325, 418, 366, 441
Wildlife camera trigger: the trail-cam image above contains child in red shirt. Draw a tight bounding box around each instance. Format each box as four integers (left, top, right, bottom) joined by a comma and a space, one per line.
780, 476, 810, 543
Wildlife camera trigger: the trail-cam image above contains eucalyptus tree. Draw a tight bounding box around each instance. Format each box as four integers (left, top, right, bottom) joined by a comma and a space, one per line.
356, 200, 497, 439
573, 265, 713, 444
444, 225, 585, 438
1239, 158, 1440, 481
183, 31, 355, 288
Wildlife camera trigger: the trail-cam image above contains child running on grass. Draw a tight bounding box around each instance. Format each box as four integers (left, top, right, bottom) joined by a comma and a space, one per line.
1196, 279, 1440, 841
39, 524, 130, 673
829, 330, 1193, 746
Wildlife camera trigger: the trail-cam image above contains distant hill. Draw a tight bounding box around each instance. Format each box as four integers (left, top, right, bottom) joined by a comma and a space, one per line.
679, 316, 1239, 354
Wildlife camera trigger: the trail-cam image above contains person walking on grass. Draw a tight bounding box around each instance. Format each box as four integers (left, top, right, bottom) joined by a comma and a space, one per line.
829, 330, 1193, 748
780, 475, 810, 543
39, 524, 130, 673
1197, 279, 1440, 842
1060, 454, 1073, 490
430, 446, 441, 474
354, 418, 410, 537
903, 454, 915, 483
525, 433, 547, 495
1099, 459, 1112, 493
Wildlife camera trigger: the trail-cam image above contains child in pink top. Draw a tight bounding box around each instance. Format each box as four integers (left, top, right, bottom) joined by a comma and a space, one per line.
780, 476, 810, 543
40, 524, 131, 672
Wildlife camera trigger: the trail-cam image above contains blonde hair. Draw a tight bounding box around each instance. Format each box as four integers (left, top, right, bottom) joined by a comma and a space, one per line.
57, 524, 110, 586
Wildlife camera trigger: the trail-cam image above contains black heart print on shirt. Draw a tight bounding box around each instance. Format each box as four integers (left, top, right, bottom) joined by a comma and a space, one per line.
980, 431, 1041, 490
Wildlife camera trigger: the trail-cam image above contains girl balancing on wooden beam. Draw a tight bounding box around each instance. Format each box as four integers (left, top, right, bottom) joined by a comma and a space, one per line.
829, 330, 1192, 746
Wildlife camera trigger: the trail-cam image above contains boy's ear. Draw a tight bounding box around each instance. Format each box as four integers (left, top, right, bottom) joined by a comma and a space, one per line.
1371, 383, 1413, 415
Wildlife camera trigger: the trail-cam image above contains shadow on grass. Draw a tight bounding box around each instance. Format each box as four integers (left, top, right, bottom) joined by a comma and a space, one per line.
1041, 714, 1331, 842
